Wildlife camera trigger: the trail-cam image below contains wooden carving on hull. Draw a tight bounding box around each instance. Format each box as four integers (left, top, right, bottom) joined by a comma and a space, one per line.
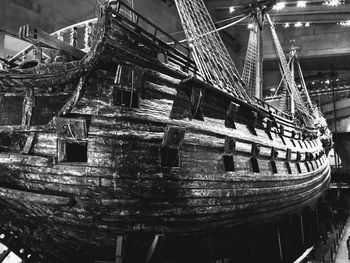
0, 0, 331, 262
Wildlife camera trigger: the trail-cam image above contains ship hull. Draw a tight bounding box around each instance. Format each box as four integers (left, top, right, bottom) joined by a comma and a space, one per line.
0, 2, 330, 262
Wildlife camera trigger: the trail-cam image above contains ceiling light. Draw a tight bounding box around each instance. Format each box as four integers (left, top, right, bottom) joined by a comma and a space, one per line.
325, 80, 330, 84
270, 88, 276, 92
297, 1, 307, 7
305, 22, 310, 27
294, 22, 303, 27
283, 23, 290, 28
229, 6, 236, 13
339, 20, 350, 26
273, 2, 286, 11
323, 0, 342, 6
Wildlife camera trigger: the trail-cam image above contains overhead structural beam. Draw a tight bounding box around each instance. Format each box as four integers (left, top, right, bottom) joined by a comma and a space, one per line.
209, 2, 350, 21
208, 0, 347, 10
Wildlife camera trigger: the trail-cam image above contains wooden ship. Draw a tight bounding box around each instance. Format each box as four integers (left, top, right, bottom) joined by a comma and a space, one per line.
0, 0, 331, 262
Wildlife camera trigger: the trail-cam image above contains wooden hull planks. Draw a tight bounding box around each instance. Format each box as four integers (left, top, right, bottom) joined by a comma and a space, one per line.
0, 1, 331, 262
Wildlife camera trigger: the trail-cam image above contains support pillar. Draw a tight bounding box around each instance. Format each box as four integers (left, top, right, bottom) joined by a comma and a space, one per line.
0, 31, 4, 59
299, 214, 305, 247
146, 234, 164, 263
277, 226, 283, 262
250, 228, 257, 263
115, 235, 124, 263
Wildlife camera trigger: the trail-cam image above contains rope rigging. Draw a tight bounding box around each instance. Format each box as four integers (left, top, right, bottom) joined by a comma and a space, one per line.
266, 13, 311, 116
173, 0, 314, 118
242, 18, 260, 98
173, 0, 252, 103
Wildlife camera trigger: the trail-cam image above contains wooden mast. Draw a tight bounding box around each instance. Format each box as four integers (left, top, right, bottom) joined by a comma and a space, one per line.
289, 41, 296, 115
256, 12, 263, 99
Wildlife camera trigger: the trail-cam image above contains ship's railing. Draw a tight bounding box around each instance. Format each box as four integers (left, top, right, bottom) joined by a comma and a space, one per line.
255, 97, 293, 121
51, 18, 98, 52
109, 0, 198, 74
8, 18, 98, 64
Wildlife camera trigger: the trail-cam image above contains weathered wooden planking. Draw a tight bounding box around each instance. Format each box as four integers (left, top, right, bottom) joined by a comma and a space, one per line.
0, 3, 331, 262
0, 187, 71, 205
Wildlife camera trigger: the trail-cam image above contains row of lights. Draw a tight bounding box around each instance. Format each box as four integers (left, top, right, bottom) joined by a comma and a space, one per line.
339, 20, 350, 26
272, 0, 345, 11
229, 0, 345, 13
270, 79, 340, 92
245, 22, 310, 29
246, 20, 350, 29
283, 22, 310, 28
323, 0, 345, 6
279, 20, 350, 28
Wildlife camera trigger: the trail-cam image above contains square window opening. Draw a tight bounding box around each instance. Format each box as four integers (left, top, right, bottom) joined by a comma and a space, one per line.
161, 147, 180, 167
223, 155, 235, 172
251, 158, 260, 173
66, 141, 87, 162
113, 89, 139, 108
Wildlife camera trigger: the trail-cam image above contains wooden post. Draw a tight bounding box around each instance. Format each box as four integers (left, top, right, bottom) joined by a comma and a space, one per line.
0, 31, 5, 59
300, 214, 305, 246
146, 234, 164, 263
255, 13, 263, 100
277, 226, 283, 262
289, 52, 295, 115
202, 237, 214, 263
115, 235, 124, 263
250, 228, 257, 263
315, 207, 320, 234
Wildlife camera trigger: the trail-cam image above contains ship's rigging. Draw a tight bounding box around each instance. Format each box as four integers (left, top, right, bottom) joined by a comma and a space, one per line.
173, 0, 252, 103
174, 0, 314, 118
242, 17, 261, 99
266, 14, 312, 116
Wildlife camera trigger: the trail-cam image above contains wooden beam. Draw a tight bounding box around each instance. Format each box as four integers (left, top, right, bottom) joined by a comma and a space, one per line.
250, 228, 257, 263
146, 234, 164, 263
115, 235, 123, 263
277, 226, 283, 262
19, 24, 86, 59
299, 214, 305, 246
0, 31, 5, 59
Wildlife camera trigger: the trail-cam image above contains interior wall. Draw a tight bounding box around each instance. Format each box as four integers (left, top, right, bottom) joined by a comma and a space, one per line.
0, 0, 182, 35
0, 0, 183, 59
263, 24, 350, 60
